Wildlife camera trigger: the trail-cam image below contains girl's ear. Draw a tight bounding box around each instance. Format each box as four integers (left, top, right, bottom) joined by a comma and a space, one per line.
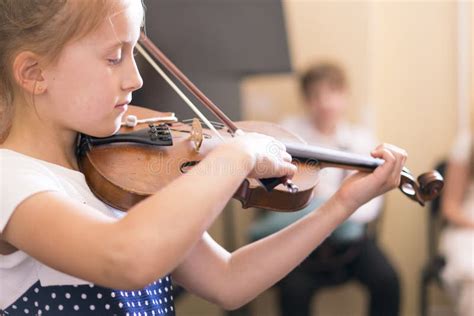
13, 51, 47, 95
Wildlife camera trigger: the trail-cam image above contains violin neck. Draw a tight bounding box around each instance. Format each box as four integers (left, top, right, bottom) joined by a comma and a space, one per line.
285, 142, 383, 172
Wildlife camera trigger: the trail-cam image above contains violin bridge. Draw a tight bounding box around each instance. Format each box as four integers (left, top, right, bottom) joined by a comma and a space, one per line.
190, 118, 204, 152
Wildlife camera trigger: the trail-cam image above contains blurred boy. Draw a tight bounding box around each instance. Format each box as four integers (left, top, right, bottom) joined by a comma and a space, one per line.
252, 62, 400, 316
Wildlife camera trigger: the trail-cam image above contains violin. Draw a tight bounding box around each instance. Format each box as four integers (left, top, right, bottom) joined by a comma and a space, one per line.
77, 32, 444, 212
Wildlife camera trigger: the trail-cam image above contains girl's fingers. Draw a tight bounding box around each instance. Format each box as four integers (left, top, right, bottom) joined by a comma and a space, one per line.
391, 153, 404, 186
393, 149, 408, 186
280, 161, 297, 178
371, 147, 397, 187
282, 151, 292, 163
372, 144, 407, 189
372, 147, 396, 164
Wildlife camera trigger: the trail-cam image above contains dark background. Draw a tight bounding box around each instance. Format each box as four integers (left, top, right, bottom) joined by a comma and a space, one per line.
133, 0, 291, 121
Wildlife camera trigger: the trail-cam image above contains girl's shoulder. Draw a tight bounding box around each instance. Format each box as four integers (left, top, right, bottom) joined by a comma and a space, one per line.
1, 147, 47, 167
0, 148, 87, 189
0, 148, 68, 189
0, 149, 66, 231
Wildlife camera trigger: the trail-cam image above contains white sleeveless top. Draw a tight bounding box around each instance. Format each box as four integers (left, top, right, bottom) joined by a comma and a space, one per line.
0, 149, 124, 308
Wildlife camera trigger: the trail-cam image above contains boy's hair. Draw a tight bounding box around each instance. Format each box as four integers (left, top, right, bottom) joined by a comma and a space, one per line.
300, 62, 347, 99
0, 0, 144, 142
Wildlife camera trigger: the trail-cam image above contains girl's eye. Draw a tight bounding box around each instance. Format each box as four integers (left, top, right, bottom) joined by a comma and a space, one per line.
107, 56, 122, 66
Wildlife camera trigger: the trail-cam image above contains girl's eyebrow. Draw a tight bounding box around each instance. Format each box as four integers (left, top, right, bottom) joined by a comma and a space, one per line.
105, 38, 136, 51
103, 40, 133, 54
106, 42, 125, 50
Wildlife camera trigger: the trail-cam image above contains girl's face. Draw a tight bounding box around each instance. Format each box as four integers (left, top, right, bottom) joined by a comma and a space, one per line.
41, 0, 143, 137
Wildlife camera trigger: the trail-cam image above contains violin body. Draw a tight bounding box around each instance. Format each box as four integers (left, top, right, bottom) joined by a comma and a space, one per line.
78, 105, 320, 212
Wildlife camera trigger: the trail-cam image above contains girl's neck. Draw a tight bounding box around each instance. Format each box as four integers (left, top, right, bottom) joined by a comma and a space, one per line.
1, 106, 79, 171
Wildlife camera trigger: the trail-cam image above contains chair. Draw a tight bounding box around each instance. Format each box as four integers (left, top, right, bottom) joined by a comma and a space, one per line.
420, 161, 447, 316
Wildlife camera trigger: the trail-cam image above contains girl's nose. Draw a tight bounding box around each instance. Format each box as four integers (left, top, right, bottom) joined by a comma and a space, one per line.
122, 60, 144, 92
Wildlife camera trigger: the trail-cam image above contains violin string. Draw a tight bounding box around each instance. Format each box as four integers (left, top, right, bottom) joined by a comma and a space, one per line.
135, 43, 225, 141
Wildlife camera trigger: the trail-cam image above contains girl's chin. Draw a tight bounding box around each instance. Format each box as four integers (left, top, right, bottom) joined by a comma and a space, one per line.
80, 115, 124, 138
84, 125, 121, 138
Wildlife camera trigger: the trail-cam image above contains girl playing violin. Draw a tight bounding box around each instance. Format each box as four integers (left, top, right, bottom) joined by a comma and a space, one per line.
0, 0, 407, 315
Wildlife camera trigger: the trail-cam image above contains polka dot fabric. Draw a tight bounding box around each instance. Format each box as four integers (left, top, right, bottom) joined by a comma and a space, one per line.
1, 276, 175, 315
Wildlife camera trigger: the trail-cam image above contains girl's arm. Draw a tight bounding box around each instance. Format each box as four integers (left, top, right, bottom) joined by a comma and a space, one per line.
2, 135, 295, 290
172, 196, 348, 310
441, 159, 474, 228
172, 144, 407, 309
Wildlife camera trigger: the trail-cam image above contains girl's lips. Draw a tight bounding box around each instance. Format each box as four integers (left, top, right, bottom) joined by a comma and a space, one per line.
115, 102, 129, 108
115, 103, 128, 111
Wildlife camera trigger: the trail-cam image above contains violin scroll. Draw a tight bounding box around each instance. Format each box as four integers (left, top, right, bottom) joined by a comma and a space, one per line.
399, 168, 444, 206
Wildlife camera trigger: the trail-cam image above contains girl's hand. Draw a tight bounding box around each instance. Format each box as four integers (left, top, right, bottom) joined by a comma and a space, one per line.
223, 132, 297, 179
335, 143, 408, 211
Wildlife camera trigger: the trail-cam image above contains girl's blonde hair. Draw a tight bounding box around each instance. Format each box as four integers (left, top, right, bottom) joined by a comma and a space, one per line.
0, 0, 144, 142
